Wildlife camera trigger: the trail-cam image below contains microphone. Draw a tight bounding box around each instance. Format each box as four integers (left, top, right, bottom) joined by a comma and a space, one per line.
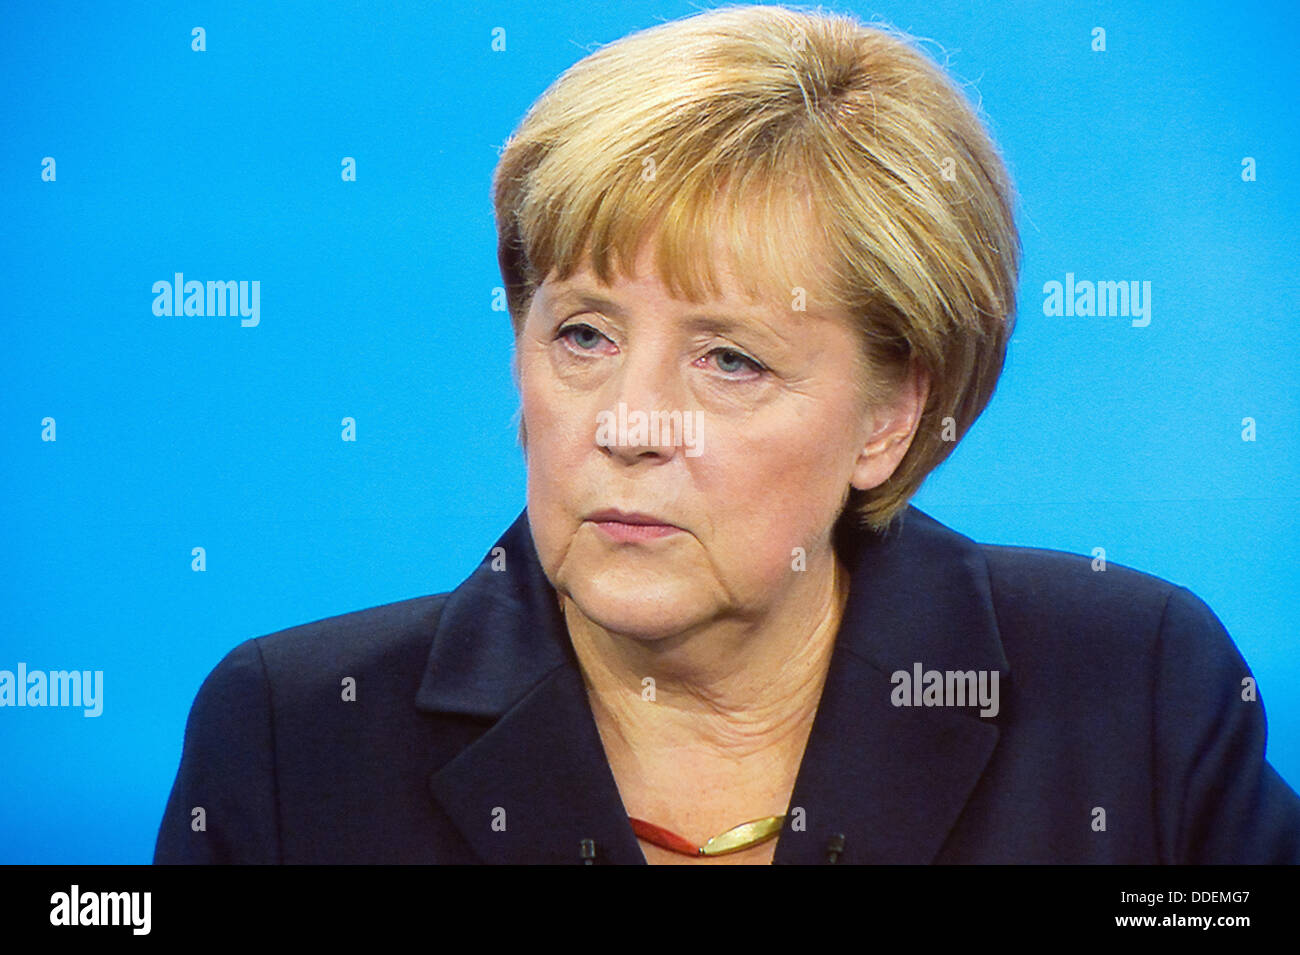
825, 833, 846, 864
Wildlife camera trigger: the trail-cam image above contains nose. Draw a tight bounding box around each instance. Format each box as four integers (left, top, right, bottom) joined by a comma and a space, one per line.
597, 348, 686, 465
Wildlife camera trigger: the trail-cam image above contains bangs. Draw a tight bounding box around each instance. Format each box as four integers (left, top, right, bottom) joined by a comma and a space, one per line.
512, 116, 845, 319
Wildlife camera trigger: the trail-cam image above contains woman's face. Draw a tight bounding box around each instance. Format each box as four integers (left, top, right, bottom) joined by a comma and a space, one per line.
516, 237, 925, 641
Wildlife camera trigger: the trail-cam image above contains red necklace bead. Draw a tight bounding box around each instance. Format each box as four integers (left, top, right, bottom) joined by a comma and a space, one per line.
629, 817, 702, 856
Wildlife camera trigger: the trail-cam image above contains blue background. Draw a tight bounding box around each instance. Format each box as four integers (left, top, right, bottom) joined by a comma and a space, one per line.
1, 0, 1296, 863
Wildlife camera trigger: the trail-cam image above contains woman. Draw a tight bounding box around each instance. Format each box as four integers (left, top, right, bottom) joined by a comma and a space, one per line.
154, 4, 1300, 864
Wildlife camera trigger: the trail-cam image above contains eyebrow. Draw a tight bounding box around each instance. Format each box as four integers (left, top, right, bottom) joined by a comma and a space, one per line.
547, 290, 628, 318
546, 287, 793, 347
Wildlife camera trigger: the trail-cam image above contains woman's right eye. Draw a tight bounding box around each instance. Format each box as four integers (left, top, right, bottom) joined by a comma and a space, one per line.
557, 323, 612, 351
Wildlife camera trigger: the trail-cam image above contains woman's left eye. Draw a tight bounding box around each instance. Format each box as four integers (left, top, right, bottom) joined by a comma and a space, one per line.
705, 347, 765, 377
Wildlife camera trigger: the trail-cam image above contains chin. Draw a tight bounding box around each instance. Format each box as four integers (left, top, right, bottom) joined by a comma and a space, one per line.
566, 570, 713, 642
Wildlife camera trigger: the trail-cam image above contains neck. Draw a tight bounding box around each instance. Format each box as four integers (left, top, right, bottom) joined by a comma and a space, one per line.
562, 551, 848, 762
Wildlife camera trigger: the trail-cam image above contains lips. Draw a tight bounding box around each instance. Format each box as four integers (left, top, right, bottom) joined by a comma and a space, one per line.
586, 508, 679, 528
585, 508, 684, 541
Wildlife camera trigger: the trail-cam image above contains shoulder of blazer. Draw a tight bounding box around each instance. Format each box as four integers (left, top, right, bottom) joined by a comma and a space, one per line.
248, 591, 452, 701
976, 540, 1182, 658
972, 539, 1300, 862
972, 539, 1243, 715
155, 593, 458, 863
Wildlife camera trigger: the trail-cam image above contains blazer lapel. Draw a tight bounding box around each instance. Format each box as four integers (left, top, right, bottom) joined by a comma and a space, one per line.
417, 506, 1008, 864
427, 662, 646, 864
416, 511, 646, 864
774, 509, 1008, 864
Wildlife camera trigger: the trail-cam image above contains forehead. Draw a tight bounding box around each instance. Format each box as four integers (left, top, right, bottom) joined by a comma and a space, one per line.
539, 214, 840, 320
540, 283, 796, 349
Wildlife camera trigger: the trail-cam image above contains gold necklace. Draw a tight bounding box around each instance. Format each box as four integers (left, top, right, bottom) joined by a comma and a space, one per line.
629, 815, 786, 856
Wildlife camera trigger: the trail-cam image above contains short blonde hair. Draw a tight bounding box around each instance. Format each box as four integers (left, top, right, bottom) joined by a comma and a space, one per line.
492, 3, 1021, 533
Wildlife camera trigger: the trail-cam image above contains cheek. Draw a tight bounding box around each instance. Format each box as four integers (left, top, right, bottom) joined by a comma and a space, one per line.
519, 353, 567, 447
522, 384, 589, 477
519, 359, 592, 525
519, 386, 579, 581
695, 424, 849, 582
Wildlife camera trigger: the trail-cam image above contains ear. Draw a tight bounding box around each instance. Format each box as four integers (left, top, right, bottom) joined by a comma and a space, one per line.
849, 361, 930, 492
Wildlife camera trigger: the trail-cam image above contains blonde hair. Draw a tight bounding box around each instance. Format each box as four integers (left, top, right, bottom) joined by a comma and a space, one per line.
492, 3, 1021, 533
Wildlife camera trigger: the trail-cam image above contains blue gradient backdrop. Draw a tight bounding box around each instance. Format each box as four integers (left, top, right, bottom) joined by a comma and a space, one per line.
1, 0, 1297, 862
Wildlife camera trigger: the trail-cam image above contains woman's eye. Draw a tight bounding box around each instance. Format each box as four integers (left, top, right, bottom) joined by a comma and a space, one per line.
707, 347, 765, 377
558, 323, 611, 351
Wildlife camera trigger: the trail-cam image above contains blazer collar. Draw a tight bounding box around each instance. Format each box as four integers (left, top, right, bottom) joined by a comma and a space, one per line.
417, 506, 1008, 864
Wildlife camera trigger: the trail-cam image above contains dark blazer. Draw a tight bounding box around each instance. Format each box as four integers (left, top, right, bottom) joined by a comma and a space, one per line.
154, 506, 1300, 864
